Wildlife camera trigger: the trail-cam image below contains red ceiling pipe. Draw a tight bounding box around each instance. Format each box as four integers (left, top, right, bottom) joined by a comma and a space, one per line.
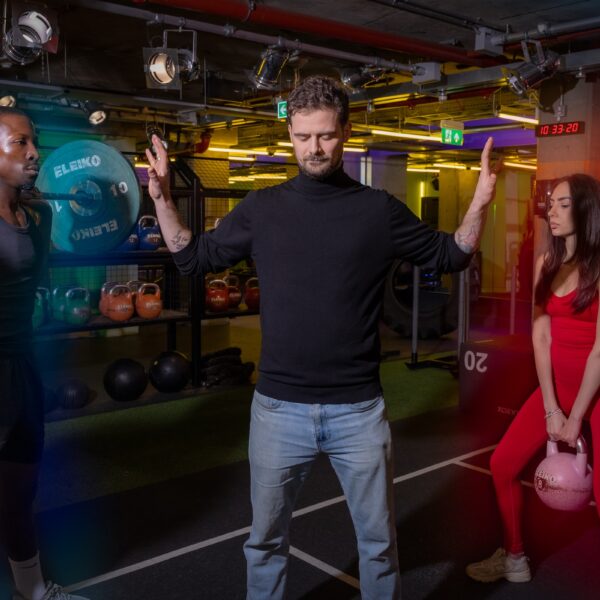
134, 0, 498, 67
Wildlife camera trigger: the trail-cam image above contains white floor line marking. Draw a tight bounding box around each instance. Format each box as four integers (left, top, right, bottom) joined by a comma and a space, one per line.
65, 525, 251, 593
289, 546, 361, 589
392, 444, 497, 484
453, 460, 597, 505
453, 460, 533, 488
64, 443, 498, 592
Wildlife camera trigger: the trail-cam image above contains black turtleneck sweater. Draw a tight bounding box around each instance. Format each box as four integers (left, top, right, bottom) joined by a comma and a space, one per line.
174, 168, 471, 403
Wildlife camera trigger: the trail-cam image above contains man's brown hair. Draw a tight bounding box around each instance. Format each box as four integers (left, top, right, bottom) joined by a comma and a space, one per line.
287, 76, 349, 126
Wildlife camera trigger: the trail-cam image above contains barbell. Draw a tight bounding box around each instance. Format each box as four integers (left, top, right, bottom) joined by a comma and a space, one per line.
35, 140, 142, 254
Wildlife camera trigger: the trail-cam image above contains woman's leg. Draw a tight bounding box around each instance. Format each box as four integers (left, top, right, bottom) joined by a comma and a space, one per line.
589, 399, 600, 519
490, 388, 548, 554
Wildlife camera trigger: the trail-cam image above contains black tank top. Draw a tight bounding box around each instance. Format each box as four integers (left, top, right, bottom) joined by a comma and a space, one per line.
0, 207, 45, 353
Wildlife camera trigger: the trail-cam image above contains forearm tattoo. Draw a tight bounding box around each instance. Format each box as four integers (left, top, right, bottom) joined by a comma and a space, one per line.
171, 229, 191, 251
455, 225, 480, 254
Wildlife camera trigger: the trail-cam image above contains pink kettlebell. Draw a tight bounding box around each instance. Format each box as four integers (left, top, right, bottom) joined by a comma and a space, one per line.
534, 436, 593, 511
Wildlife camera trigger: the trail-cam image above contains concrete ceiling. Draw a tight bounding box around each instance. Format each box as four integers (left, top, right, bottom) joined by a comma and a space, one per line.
2, 0, 600, 166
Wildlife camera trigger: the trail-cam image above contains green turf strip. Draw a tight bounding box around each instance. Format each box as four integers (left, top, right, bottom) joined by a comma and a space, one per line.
38, 361, 458, 511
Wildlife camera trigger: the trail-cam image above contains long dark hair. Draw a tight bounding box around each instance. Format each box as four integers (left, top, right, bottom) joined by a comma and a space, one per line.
535, 173, 600, 312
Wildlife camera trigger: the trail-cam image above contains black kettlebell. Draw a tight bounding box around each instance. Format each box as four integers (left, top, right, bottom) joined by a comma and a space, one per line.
103, 358, 148, 402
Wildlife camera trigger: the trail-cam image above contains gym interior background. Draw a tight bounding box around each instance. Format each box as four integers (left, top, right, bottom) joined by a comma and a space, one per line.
1, 0, 600, 598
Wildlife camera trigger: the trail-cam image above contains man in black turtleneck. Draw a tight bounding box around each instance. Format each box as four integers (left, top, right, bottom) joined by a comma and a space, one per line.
146, 76, 499, 599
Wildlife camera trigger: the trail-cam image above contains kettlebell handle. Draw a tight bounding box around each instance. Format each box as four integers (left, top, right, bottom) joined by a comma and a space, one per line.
109, 284, 132, 297
547, 435, 587, 456
66, 287, 90, 301
139, 282, 160, 296
138, 215, 158, 228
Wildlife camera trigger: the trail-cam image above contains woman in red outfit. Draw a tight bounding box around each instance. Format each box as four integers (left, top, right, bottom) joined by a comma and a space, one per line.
466, 173, 600, 583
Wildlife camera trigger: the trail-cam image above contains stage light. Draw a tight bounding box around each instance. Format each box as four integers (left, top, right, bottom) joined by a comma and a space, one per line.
0, 95, 16, 107
2, 3, 57, 66
340, 67, 385, 91
250, 46, 289, 90
144, 29, 199, 91
505, 41, 559, 97
82, 101, 107, 126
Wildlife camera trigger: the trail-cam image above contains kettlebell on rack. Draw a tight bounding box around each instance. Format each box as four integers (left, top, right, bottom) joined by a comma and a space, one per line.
127, 280, 145, 304
244, 277, 260, 311
205, 279, 229, 313
99, 281, 118, 316
137, 215, 163, 251
224, 275, 242, 309
105, 284, 135, 322
116, 229, 139, 251
64, 287, 92, 326
534, 436, 593, 511
33, 287, 50, 328
136, 283, 163, 319
51, 286, 70, 321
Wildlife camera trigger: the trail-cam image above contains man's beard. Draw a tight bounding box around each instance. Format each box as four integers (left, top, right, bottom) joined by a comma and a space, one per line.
298, 155, 341, 181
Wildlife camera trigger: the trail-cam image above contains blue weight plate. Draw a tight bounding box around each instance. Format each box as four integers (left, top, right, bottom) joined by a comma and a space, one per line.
36, 140, 141, 254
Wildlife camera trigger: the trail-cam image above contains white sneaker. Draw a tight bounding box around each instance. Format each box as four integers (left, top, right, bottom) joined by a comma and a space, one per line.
466, 547, 532, 583
13, 582, 90, 600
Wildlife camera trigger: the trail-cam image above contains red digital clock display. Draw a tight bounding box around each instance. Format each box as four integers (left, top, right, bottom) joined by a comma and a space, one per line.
535, 121, 585, 137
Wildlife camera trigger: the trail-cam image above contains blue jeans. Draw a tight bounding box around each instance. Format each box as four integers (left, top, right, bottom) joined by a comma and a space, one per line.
244, 391, 400, 600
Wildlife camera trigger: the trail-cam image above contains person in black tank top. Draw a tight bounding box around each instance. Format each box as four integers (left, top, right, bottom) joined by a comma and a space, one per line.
0, 108, 88, 600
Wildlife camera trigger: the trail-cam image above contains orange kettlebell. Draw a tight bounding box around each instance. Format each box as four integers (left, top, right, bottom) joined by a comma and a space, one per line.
136, 283, 163, 319
205, 279, 230, 313
127, 280, 145, 306
99, 281, 119, 317
224, 274, 242, 309
105, 284, 135, 322
244, 277, 260, 311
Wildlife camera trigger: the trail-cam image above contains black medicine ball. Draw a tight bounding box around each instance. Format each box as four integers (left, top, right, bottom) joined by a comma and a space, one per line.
149, 351, 190, 393
56, 379, 91, 410
104, 358, 148, 402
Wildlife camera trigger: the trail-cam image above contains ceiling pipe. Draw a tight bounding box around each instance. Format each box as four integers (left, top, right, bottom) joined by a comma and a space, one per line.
368, 0, 504, 33
79, 0, 417, 74
131, 0, 498, 66
490, 15, 600, 46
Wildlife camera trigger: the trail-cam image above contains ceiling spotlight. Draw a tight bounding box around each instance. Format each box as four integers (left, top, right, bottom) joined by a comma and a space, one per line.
82, 101, 107, 126
250, 46, 289, 90
340, 67, 385, 92
0, 94, 16, 107
2, 3, 58, 66
143, 29, 199, 90
505, 40, 559, 97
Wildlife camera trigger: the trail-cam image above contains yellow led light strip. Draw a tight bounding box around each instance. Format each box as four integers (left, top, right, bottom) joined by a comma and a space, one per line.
371, 128, 442, 142
497, 112, 539, 125
433, 162, 467, 170
504, 161, 537, 171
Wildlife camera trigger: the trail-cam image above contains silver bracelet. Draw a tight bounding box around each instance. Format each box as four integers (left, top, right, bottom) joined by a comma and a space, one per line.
544, 407, 563, 420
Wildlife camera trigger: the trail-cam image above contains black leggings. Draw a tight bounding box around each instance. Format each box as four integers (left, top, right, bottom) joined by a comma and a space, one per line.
0, 353, 44, 464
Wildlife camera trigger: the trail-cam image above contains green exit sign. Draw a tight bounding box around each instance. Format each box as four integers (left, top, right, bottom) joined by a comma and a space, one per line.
441, 128, 464, 146
277, 100, 287, 120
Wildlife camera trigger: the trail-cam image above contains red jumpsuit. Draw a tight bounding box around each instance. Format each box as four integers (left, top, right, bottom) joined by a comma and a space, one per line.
490, 289, 600, 554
